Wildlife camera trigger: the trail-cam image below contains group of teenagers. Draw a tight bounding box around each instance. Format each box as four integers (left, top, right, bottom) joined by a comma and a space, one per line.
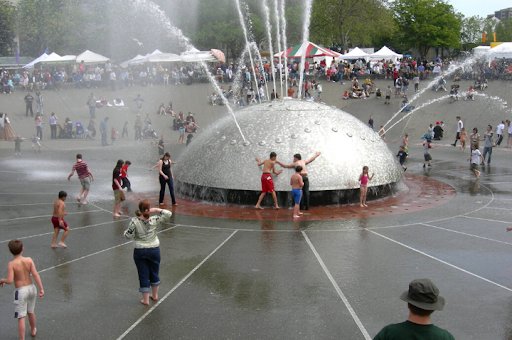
254, 150, 375, 215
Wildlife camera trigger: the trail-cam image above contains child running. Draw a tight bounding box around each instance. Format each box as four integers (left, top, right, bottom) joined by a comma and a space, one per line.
396, 145, 408, 171
290, 166, 304, 218
51, 191, 69, 248
359, 166, 374, 207
469, 143, 482, 178
0, 240, 45, 339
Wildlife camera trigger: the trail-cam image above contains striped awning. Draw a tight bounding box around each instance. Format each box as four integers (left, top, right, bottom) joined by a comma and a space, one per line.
274, 42, 341, 58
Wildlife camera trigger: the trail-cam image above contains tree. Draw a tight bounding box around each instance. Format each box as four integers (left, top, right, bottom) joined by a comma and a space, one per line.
495, 18, 512, 42
310, 0, 397, 49
460, 15, 484, 50
16, 0, 85, 56
0, 0, 16, 56
392, 0, 461, 58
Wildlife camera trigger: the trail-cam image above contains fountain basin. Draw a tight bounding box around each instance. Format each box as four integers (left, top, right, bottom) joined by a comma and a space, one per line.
175, 99, 403, 205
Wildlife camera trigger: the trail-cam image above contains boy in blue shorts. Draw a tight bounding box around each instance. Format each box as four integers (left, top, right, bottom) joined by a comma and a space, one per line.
290, 166, 304, 218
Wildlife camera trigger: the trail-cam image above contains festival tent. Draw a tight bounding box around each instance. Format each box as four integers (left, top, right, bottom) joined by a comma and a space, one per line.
120, 54, 145, 68
486, 42, 512, 59
127, 49, 165, 66
146, 52, 181, 63
369, 46, 403, 61
473, 45, 491, 57
180, 49, 226, 63
338, 47, 369, 60
274, 41, 341, 58
40, 53, 77, 64
23, 53, 49, 69
76, 50, 109, 64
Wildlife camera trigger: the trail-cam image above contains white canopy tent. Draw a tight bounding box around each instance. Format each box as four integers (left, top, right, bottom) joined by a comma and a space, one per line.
76, 50, 109, 64
146, 53, 181, 63
473, 45, 491, 57
41, 53, 77, 64
486, 42, 512, 59
338, 47, 369, 60
369, 46, 403, 61
180, 50, 217, 63
23, 53, 49, 69
120, 54, 145, 68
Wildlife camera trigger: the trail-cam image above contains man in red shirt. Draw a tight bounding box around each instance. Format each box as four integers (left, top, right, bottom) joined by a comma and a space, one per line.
67, 154, 94, 204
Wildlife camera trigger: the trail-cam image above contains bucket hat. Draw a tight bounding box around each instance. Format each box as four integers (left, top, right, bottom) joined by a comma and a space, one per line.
400, 278, 445, 311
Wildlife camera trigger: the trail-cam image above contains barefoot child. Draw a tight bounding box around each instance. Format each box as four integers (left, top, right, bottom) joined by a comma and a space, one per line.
459, 127, 467, 150
255, 152, 283, 209
359, 166, 374, 207
469, 143, 482, 178
290, 166, 304, 218
0, 240, 45, 339
51, 191, 69, 248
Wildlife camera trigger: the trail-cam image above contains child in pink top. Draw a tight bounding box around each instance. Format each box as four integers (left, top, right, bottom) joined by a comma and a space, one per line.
359, 166, 374, 207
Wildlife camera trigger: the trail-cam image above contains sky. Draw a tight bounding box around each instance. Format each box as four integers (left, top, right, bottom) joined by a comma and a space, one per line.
447, 0, 511, 17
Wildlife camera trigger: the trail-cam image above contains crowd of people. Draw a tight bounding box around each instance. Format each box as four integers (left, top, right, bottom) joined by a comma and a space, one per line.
394, 114, 512, 178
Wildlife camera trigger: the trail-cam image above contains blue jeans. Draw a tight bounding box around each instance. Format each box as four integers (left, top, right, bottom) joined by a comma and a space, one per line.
133, 247, 160, 292
483, 147, 492, 164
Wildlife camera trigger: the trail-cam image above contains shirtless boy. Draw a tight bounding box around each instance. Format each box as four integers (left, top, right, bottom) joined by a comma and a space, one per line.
290, 166, 304, 218
0, 240, 44, 340
278, 151, 321, 210
255, 152, 283, 209
51, 191, 69, 248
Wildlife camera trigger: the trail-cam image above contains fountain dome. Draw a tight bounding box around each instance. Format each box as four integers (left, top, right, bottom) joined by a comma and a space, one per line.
175, 99, 403, 205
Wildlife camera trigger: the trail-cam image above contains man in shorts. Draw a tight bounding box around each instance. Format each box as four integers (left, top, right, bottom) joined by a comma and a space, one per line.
278, 151, 321, 210
451, 116, 463, 147
0, 240, 45, 339
68, 153, 94, 204
255, 152, 283, 209
51, 191, 69, 248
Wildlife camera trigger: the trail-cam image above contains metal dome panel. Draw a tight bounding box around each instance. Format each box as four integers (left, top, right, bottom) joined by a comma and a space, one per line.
175, 99, 402, 192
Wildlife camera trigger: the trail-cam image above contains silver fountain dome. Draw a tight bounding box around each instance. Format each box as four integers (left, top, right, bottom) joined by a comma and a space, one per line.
175, 99, 402, 205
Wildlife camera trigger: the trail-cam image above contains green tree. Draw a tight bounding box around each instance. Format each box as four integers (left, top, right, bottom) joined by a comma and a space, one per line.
16, 0, 85, 56
0, 0, 16, 56
310, 0, 397, 49
460, 15, 484, 50
495, 18, 512, 42
392, 0, 461, 58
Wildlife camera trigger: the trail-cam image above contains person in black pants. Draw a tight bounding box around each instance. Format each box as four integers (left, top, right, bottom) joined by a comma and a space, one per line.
278, 151, 321, 210
157, 152, 177, 206
24, 92, 34, 117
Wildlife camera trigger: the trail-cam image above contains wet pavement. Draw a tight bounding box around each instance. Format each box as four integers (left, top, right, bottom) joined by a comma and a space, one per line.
1, 80, 512, 339
0, 142, 511, 340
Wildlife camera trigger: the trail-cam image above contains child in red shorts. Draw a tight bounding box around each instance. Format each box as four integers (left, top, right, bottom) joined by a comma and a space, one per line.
255, 152, 283, 209
51, 191, 69, 248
